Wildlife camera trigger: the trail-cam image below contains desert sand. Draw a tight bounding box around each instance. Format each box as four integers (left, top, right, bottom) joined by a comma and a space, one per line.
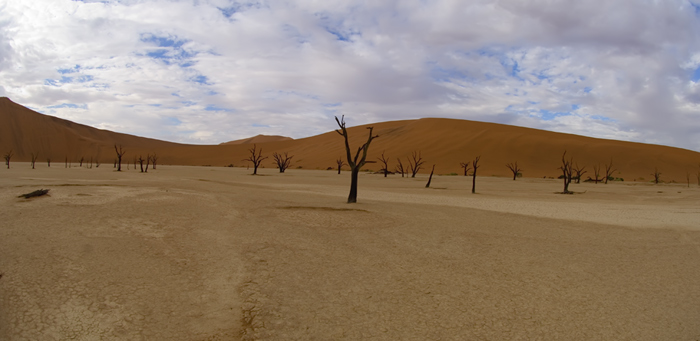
1, 164, 699, 340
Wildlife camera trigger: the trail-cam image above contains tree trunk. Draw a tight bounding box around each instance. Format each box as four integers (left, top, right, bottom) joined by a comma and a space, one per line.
425, 165, 435, 188
471, 169, 477, 193
348, 169, 359, 203
337, 166, 341, 174
563, 176, 570, 193
383, 168, 388, 177
253, 164, 258, 175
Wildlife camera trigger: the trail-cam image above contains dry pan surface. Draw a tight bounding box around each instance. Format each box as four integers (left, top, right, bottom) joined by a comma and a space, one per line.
1, 164, 699, 340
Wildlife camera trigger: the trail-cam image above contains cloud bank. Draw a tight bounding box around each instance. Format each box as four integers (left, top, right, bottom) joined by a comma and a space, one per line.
2, 0, 700, 150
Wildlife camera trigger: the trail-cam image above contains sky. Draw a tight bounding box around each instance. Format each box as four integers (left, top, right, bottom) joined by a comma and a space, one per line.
2, 0, 700, 150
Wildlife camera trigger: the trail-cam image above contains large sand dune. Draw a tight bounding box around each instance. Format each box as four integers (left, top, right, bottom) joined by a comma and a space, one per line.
1, 165, 699, 340
2, 96, 699, 182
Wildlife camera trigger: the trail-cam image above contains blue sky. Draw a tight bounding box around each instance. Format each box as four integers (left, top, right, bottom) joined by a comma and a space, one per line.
1, 0, 700, 150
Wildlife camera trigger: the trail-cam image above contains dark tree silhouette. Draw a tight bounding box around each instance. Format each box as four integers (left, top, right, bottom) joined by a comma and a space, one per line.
395, 158, 405, 177
377, 152, 390, 177
46, 158, 51, 167
79, 156, 85, 167
572, 163, 587, 184
687, 171, 690, 188
559, 151, 573, 193
272, 152, 293, 173
335, 115, 379, 203
114, 144, 126, 171
505, 162, 522, 180
150, 153, 158, 170
425, 164, 436, 188
137, 155, 145, 172
243, 144, 268, 175
4, 150, 13, 169
651, 168, 661, 184
336, 157, 346, 174
590, 164, 604, 184
604, 158, 617, 184
30, 152, 39, 169
471, 156, 481, 193
65, 156, 68, 168
408, 151, 424, 178
145, 154, 151, 173
459, 162, 471, 176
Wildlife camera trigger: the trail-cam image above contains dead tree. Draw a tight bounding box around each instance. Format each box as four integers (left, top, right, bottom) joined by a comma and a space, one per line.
471, 156, 481, 193
335, 115, 379, 203
272, 152, 293, 173
687, 171, 690, 188
459, 162, 471, 176
408, 151, 425, 178
114, 144, 126, 171
560, 151, 573, 193
377, 152, 390, 177
572, 163, 587, 184
336, 158, 346, 174
591, 164, 604, 184
243, 144, 268, 175
30, 152, 39, 169
506, 162, 522, 180
133, 156, 138, 170
65, 156, 68, 168
79, 157, 84, 167
150, 153, 158, 170
604, 158, 617, 184
145, 154, 150, 173
3, 150, 13, 169
651, 168, 661, 184
137, 155, 145, 172
395, 158, 405, 177
47, 158, 51, 167
425, 164, 435, 188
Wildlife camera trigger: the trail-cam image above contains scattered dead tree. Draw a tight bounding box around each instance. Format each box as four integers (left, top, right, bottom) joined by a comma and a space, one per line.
459, 162, 471, 176
137, 156, 145, 172
150, 153, 158, 170
47, 158, 51, 167
272, 152, 294, 173
3, 150, 13, 169
604, 158, 617, 184
30, 152, 39, 169
243, 144, 268, 175
336, 157, 346, 174
651, 168, 661, 184
590, 164, 604, 184
65, 156, 68, 168
18, 189, 50, 199
79, 157, 85, 167
425, 164, 436, 188
395, 158, 405, 177
377, 152, 390, 177
408, 151, 425, 178
505, 162, 522, 180
145, 154, 151, 172
133, 156, 138, 170
335, 115, 379, 203
687, 171, 690, 188
572, 163, 587, 184
114, 144, 126, 171
559, 151, 574, 194
471, 156, 481, 193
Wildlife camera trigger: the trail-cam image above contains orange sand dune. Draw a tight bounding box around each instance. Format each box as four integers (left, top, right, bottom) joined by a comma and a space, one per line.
220, 134, 293, 145
1, 97, 699, 182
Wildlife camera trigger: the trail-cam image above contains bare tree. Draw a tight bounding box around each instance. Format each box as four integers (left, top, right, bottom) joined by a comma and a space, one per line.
471, 156, 481, 193
272, 152, 293, 173
377, 152, 390, 177
572, 163, 587, 184
687, 171, 690, 188
3, 150, 13, 169
243, 144, 268, 175
47, 158, 51, 167
590, 164, 604, 184
78, 156, 84, 167
459, 162, 471, 176
335, 115, 379, 203
395, 158, 405, 177
651, 168, 661, 184
425, 164, 436, 188
145, 154, 151, 173
604, 158, 617, 184
137, 155, 145, 172
65, 156, 68, 168
133, 156, 138, 170
150, 153, 158, 170
505, 162, 522, 180
560, 151, 573, 193
114, 144, 126, 171
407, 151, 425, 178
30, 152, 39, 169
336, 157, 346, 174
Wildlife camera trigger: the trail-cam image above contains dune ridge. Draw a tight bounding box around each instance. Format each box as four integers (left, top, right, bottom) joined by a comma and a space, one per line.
1, 97, 699, 181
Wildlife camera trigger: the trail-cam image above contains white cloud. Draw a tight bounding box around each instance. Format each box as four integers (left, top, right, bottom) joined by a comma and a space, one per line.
1, 0, 700, 149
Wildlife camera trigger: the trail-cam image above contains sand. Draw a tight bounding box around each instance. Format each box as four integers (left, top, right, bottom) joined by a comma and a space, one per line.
1, 164, 699, 340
